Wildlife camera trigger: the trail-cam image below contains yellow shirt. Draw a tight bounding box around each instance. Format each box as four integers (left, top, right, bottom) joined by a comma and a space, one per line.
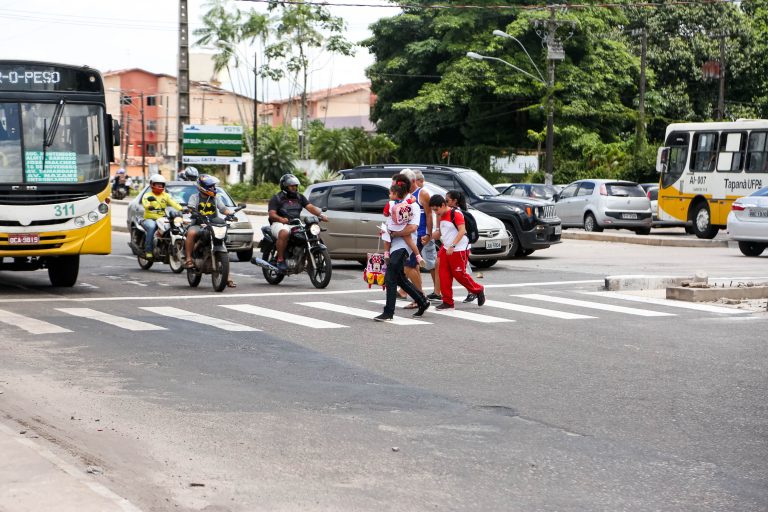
141, 191, 182, 220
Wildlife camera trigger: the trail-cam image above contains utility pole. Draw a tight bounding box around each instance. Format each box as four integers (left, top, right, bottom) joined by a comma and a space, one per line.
140, 92, 146, 182
533, 4, 575, 186
717, 35, 726, 121
164, 95, 169, 164
178, 0, 190, 171
118, 96, 126, 166
251, 50, 258, 184
632, 27, 648, 174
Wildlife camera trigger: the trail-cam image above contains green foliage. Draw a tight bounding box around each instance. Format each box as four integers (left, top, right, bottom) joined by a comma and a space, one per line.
225, 182, 280, 202
252, 126, 298, 184
314, 168, 342, 183
312, 128, 358, 171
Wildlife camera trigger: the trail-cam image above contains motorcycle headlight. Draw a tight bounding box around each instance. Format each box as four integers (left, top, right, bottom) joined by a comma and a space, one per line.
212, 226, 228, 238
173, 216, 183, 227
309, 223, 321, 236
87, 211, 99, 223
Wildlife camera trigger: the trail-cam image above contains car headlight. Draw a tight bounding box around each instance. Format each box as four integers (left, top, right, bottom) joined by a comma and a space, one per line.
211, 226, 228, 238
504, 204, 524, 214
309, 223, 321, 236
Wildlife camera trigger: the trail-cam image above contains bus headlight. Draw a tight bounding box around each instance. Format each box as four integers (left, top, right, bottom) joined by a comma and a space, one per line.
87, 211, 100, 223
74, 216, 86, 227
98, 203, 109, 214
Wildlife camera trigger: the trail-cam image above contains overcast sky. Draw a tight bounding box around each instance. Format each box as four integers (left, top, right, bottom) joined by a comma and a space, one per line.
1, 0, 401, 100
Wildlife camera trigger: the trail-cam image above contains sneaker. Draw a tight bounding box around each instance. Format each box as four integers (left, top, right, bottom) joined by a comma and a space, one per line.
463, 293, 477, 304
413, 301, 430, 317
477, 289, 486, 307
276, 260, 288, 272
374, 313, 393, 322
435, 302, 453, 311
426, 292, 442, 301
145, 252, 153, 259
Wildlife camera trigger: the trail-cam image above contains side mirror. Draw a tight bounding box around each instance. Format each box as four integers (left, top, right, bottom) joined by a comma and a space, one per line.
656, 147, 669, 174
111, 117, 121, 147
553, 193, 560, 202
237, 202, 247, 209
322, 207, 328, 212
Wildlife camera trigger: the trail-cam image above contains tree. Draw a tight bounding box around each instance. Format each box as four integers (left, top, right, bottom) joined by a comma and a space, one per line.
253, 126, 298, 183
312, 128, 357, 172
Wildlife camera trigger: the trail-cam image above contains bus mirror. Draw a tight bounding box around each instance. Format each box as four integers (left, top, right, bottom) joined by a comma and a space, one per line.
112, 118, 121, 147
656, 147, 669, 174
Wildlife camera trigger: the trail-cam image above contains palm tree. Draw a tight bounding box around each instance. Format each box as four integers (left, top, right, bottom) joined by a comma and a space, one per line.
253, 128, 298, 183
312, 129, 357, 172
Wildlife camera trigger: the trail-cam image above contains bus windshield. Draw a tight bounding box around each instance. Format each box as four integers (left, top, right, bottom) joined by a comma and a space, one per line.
0, 101, 105, 184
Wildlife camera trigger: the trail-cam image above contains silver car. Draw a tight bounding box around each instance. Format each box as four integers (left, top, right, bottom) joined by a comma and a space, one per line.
305, 178, 511, 267
126, 181, 255, 261
554, 179, 652, 234
726, 186, 768, 256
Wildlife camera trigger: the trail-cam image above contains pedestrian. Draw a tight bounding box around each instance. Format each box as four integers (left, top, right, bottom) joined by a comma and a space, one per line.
446, 189, 477, 303
381, 178, 424, 266
429, 194, 485, 310
375, 174, 430, 322
397, 169, 431, 310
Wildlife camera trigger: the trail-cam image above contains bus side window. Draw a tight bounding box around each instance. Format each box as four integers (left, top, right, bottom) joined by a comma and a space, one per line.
691, 132, 718, 172
746, 131, 768, 173
717, 132, 746, 172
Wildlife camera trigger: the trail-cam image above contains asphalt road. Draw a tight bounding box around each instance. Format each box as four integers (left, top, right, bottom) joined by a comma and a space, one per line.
0, 230, 766, 511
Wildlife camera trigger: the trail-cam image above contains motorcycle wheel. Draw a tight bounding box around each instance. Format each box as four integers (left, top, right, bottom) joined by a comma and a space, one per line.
308, 248, 332, 289
137, 254, 153, 270
211, 253, 230, 292
262, 250, 285, 285
169, 240, 184, 274
187, 267, 202, 287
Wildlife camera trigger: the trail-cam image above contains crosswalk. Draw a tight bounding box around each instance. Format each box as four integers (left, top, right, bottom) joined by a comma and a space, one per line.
0, 290, 752, 337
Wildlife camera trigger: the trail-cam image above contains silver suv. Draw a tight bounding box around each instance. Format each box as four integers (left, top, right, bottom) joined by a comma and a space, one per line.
305, 178, 511, 268
554, 179, 652, 234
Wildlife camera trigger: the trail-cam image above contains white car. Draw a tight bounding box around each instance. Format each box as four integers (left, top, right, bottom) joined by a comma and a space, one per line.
726, 186, 768, 256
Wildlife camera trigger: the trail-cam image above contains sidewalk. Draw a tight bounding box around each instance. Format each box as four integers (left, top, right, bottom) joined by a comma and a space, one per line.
0, 420, 141, 512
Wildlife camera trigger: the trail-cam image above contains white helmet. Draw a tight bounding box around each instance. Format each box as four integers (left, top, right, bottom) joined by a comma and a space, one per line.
149, 173, 166, 185
183, 166, 199, 181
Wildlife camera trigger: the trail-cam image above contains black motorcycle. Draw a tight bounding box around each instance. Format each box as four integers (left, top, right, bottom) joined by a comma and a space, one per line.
186, 205, 245, 292
112, 184, 128, 200
128, 209, 186, 273
252, 215, 332, 289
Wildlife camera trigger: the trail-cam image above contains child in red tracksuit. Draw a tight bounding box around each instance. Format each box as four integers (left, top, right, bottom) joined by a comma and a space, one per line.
428, 194, 485, 310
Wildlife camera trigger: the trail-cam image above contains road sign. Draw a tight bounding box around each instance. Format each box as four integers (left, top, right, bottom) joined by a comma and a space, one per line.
182, 125, 243, 164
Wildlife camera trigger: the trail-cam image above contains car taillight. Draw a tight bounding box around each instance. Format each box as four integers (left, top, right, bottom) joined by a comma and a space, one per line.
599, 184, 608, 196
647, 190, 651, 199
731, 203, 745, 211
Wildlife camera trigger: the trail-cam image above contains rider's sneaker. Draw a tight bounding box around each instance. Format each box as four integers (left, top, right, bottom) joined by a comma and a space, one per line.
276, 260, 288, 273
145, 252, 153, 259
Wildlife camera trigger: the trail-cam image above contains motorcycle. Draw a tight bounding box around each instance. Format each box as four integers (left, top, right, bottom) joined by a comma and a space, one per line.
186, 204, 245, 292
252, 214, 332, 289
112, 183, 129, 200
128, 209, 186, 273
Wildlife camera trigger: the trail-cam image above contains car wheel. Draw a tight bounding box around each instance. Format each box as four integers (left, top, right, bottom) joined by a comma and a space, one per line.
502, 222, 520, 258
738, 241, 766, 257
583, 213, 603, 232
690, 202, 719, 239
472, 259, 497, 269
635, 227, 651, 235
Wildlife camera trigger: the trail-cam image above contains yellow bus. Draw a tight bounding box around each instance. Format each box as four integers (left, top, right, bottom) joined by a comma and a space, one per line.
656, 120, 767, 238
0, 61, 118, 286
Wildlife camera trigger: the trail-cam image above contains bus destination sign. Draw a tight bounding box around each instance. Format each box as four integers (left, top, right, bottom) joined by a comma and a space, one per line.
0, 63, 102, 93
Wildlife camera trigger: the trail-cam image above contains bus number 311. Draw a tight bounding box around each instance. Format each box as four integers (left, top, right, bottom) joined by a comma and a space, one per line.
54, 203, 75, 216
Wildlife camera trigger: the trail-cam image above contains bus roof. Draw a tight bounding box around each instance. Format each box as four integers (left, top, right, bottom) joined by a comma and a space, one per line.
666, 120, 768, 134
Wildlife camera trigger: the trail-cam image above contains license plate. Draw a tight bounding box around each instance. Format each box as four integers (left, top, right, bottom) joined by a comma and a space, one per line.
9, 233, 39, 244
748, 208, 768, 217
622, 213, 638, 220
485, 239, 502, 250
554, 225, 562, 235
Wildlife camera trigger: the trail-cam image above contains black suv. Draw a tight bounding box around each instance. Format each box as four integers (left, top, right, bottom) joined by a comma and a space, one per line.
339, 164, 561, 256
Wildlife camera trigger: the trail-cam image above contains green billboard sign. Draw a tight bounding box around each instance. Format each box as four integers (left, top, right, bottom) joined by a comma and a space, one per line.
182, 125, 243, 164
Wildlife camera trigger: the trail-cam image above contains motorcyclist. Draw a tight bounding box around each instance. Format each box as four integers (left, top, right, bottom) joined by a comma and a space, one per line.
141, 174, 182, 259
112, 168, 127, 195
182, 166, 199, 182
268, 173, 327, 272
184, 175, 236, 285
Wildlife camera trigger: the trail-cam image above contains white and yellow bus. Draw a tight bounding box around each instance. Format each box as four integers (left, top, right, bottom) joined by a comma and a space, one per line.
0, 61, 118, 286
656, 120, 767, 238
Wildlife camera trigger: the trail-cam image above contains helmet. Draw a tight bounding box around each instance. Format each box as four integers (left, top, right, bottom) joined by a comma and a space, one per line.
149, 173, 166, 195
184, 166, 199, 181
279, 173, 301, 196
197, 174, 219, 197
117, 168, 126, 174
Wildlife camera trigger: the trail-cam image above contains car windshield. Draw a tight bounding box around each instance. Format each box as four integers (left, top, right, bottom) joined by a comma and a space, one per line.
162, 184, 236, 207
605, 183, 644, 197
459, 171, 499, 196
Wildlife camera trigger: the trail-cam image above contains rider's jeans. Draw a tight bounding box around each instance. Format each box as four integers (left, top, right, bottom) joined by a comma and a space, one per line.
142, 219, 158, 253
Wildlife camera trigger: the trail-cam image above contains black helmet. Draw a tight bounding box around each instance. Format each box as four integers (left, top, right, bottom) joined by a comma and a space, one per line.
279, 173, 300, 193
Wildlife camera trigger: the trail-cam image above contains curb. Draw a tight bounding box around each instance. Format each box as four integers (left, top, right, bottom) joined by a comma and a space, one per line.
604, 275, 694, 291
561, 230, 729, 248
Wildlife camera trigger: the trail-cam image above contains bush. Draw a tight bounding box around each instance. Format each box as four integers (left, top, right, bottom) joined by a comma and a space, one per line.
225, 182, 280, 203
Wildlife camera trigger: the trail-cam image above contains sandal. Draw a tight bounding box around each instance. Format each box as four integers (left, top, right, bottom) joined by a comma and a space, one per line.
227, 280, 237, 288
184, 260, 195, 269
403, 302, 419, 310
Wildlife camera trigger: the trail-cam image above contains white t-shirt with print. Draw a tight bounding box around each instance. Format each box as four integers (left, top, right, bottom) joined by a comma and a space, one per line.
389, 200, 420, 254
438, 208, 469, 251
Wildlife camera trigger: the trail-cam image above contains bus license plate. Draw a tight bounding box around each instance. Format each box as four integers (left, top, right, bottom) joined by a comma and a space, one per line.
9, 233, 39, 244
748, 208, 768, 217
485, 240, 502, 250
622, 213, 638, 220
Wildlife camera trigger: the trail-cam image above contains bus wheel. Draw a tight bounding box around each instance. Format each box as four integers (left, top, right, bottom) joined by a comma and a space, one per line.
48, 255, 79, 287
690, 202, 719, 239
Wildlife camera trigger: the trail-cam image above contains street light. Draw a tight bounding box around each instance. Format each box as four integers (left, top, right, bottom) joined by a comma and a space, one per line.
492, 30, 545, 83
466, 47, 554, 186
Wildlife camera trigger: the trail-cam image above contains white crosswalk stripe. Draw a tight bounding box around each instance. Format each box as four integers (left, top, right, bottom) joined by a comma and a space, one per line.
0, 308, 71, 334
483, 299, 595, 320
56, 308, 166, 331
140, 306, 260, 331
220, 304, 347, 329
582, 291, 752, 315
368, 300, 513, 323
300, 302, 430, 325
515, 294, 675, 317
